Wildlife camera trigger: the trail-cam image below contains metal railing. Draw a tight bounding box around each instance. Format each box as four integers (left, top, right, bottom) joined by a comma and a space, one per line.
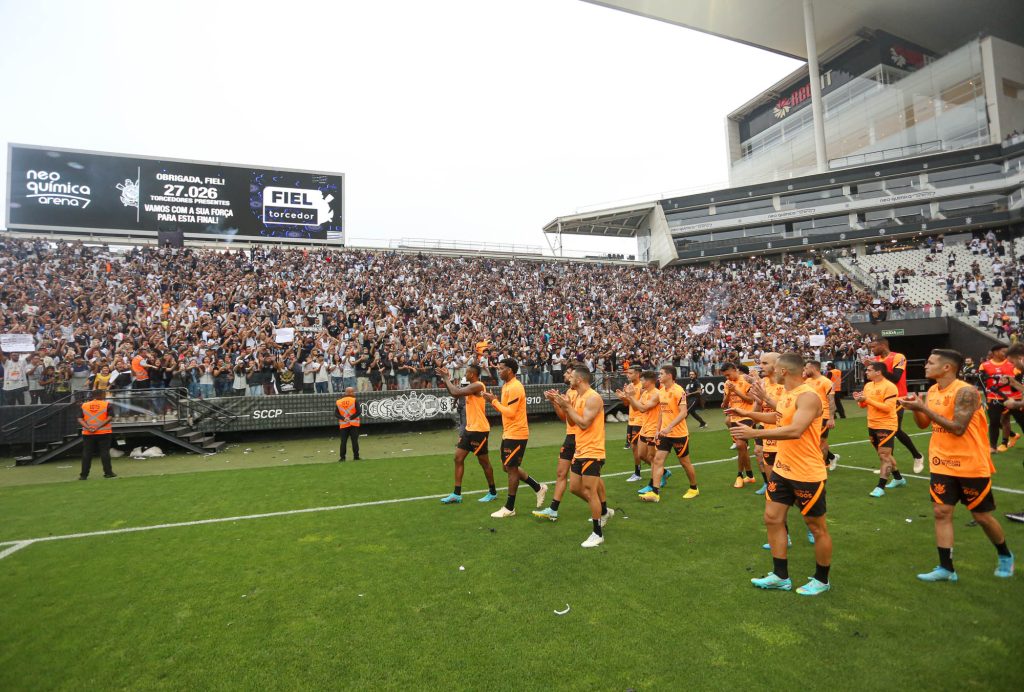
828, 140, 943, 170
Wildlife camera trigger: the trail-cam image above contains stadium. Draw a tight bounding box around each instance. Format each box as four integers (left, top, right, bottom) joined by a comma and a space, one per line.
1, 1, 1023, 689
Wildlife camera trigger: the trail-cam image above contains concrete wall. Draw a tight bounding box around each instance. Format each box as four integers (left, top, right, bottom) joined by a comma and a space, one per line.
981, 36, 1024, 141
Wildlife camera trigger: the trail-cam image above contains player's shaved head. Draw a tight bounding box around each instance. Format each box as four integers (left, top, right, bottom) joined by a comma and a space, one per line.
641, 370, 657, 382
776, 352, 805, 373
931, 348, 964, 373
574, 366, 593, 384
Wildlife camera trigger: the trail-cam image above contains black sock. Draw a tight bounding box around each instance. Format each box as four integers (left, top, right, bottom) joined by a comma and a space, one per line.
550, 499, 560, 511
488, 484, 497, 495
1002, 437, 1009, 445
737, 472, 743, 478
814, 563, 830, 584
745, 470, 754, 478
877, 478, 887, 489
892, 470, 903, 480
635, 465, 641, 475
454, 485, 462, 496
827, 451, 836, 461
601, 501, 607, 515
761, 472, 769, 483
592, 519, 603, 537
652, 486, 660, 495
938, 547, 955, 572
772, 557, 789, 579
523, 475, 541, 492
504, 494, 516, 511
995, 541, 1012, 557
690, 484, 698, 490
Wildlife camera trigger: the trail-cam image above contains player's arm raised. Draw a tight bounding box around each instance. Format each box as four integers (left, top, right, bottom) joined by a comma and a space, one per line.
732, 391, 820, 441
900, 387, 977, 435
563, 391, 603, 430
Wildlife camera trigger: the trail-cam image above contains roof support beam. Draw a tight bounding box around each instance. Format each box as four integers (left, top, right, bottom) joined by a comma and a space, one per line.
803, 0, 828, 173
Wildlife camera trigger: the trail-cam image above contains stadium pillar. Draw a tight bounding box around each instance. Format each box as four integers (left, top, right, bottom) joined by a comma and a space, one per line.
802, 0, 828, 173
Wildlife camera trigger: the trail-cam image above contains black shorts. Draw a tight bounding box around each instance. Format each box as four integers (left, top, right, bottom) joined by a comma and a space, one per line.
762, 451, 777, 466
869, 428, 896, 450
656, 435, 690, 458
626, 425, 642, 445
500, 439, 527, 468
820, 420, 831, 439
727, 419, 754, 429
571, 457, 604, 477
766, 472, 827, 517
456, 431, 489, 456
559, 434, 576, 462
639, 434, 656, 447
929, 473, 996, 512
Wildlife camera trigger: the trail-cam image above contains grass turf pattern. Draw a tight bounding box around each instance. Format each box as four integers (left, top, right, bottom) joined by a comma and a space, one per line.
0, 408, 1021, 690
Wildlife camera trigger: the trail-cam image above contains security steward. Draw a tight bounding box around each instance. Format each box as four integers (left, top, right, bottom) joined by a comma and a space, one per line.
336, 386, 362, 461
78, 390, 117, 480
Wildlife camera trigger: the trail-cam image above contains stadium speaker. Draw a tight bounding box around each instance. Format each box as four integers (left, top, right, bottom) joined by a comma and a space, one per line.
158, 230, 184, 248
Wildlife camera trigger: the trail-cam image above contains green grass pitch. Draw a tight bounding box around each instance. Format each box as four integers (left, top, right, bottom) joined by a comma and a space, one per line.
0, 407, 1022, 691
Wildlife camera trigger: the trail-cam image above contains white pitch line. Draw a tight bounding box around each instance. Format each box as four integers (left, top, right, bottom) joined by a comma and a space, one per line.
2, 430, 1020, 560
835, 464, 1024, 495
0, 541, 31, 560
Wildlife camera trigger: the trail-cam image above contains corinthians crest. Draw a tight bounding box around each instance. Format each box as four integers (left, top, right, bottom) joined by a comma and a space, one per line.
365, 391, 456, 421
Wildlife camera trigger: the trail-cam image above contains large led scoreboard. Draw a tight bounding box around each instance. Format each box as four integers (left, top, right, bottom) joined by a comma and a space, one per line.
5, 144, 344, 244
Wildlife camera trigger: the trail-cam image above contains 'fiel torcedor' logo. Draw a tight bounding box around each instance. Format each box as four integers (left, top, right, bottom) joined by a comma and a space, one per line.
24, 170, 92, 208
262, 187, 334, 226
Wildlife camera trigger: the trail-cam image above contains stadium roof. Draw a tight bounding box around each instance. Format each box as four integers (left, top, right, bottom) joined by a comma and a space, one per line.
542, 202, 654, 237
584, 0, 1024, 60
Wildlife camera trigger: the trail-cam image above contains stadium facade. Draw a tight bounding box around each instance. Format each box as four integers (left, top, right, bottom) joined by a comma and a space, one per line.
548, 1, 1024, 267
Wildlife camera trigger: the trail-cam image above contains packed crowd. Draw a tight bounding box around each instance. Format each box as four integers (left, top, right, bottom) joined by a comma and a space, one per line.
0, 236, 895, 405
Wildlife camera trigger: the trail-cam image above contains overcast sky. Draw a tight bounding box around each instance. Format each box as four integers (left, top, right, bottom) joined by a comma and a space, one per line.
0, 0, 799, 254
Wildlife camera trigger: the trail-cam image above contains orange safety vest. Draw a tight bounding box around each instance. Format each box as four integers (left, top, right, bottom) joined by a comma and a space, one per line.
81, 400, 112, 435
337, 396, 360, 428
131, 355, 149, 381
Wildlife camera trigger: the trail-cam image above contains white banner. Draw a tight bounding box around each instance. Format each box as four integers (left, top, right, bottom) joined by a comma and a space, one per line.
0, 333, 36, 352
809, 334, 826, 347
690, 324, 710, 335
274, 328, 295, 344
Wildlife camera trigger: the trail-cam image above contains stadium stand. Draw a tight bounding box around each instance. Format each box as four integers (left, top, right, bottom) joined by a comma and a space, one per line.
836, 229, 1024, 337
0, 234, 888, 407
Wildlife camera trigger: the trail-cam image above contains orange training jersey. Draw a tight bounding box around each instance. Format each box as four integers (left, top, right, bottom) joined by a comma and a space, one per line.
861, 379, 898, 430
874, 352, 908, 396
659, 382, 689, 438
807, 374, 833, 419
761, 378, 786, 453
573, 388, 605, 460
979, 359, 1019, 401
639, 387, 661, 438
726, 378, 754, 422
773, 383, 825, 483
926, 379, 994, 478
493, 377, 528, 439
465, 384, 490, 433
565, 388, 579, 436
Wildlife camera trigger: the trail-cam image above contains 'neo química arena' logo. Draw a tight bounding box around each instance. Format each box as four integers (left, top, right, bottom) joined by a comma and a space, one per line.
262, 187, 334, 226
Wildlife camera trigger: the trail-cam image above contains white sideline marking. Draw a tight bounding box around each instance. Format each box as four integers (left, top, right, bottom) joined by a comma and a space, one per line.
1, 431, 1020, 560
0, 541, 31, 560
